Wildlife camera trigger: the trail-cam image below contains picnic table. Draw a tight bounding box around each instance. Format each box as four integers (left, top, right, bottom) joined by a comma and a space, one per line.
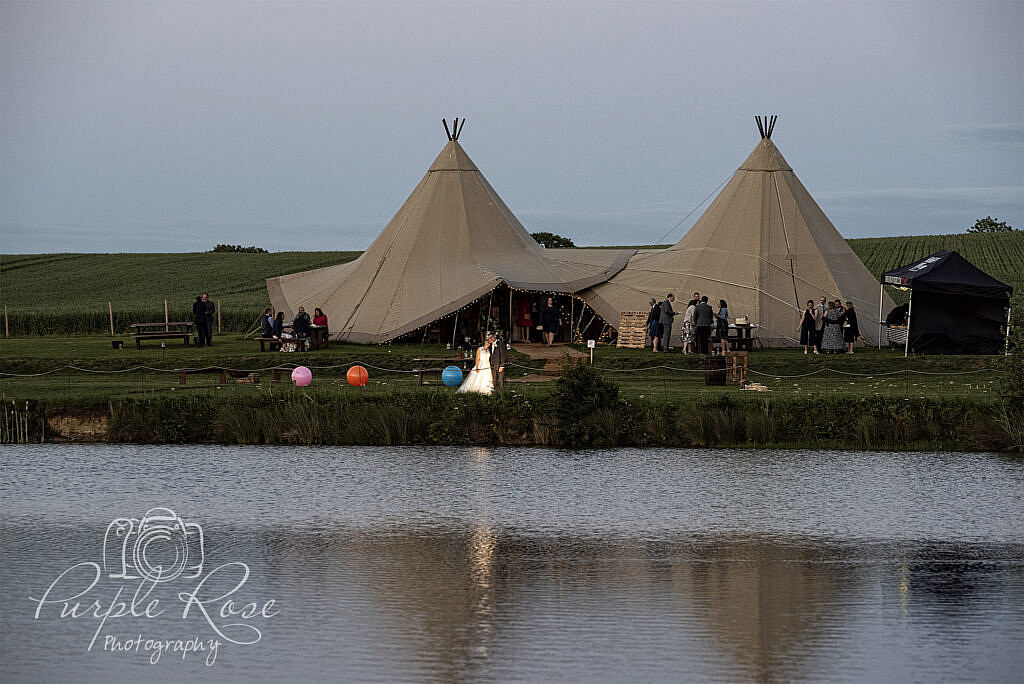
131, 322, 194, 349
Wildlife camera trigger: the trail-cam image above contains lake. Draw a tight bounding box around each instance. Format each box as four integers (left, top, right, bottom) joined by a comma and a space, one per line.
1, 445, 1021, 683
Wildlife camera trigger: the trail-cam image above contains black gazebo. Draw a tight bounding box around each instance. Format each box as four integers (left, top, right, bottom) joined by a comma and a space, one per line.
881, 250, 1013, 355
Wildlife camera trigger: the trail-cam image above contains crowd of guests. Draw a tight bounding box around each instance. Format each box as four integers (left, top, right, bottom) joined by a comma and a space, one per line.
799, 295, 859, 354
646, 291, 861, 355
646, 292, 730, 355
260, 306, 328, 351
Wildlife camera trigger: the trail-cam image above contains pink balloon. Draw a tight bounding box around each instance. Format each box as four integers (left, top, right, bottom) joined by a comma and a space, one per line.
291, 366, 312, 386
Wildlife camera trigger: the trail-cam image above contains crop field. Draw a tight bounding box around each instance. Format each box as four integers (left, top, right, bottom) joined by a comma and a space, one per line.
1, 232, 1020, 335
848, 232, 1023, 307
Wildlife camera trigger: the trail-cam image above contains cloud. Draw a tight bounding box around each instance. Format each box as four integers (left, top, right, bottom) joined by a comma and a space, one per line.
936, 123, 1024, 151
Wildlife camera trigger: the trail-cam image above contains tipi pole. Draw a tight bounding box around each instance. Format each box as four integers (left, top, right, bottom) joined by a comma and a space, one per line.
878, 284, 884, 350
508, 290, 513, 342
570, 296, 575, 343
451, 311, 459, 348
904, 292, 913, 358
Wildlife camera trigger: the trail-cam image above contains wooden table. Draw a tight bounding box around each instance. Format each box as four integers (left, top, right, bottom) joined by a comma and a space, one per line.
726, 324, 759, 352
131, 322, 194, 349
309, 326, 329, 350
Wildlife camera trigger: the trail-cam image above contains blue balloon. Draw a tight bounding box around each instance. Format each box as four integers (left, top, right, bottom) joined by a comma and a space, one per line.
441, 365, 463, 387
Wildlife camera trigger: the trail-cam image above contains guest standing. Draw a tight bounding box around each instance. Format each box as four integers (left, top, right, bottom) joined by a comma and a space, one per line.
843, 301, 859, 354
798, 300, 818, 354
540, 297, 560, 347
716, 300, 730, 354
814, 295, 827, 353
693, 296, 714, 354
273, 311, 285, 338
821, 301, 844, 353
193, 296, 208, 347
682, 299, 697, 354
646, 298, 662, 352
260, 308, 276, 338
659, 294, 678, 352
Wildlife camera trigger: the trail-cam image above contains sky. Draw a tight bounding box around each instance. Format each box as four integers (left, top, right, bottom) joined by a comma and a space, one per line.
2, 0, 1022, 254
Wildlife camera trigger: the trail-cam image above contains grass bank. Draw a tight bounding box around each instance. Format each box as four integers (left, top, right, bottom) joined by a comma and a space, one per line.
2, 338, 1020, 450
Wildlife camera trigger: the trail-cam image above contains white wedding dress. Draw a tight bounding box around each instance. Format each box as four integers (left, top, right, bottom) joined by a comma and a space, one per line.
458, 347, 494, 394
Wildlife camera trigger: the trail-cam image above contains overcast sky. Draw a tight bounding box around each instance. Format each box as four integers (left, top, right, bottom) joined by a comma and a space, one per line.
2, 0, 1021, 254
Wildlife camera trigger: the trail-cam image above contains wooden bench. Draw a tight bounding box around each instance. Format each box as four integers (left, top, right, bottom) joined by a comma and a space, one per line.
256, 337, 281, 352
414, 367, 445, 385
132, 322, 194, 349
412, 357, 471, 385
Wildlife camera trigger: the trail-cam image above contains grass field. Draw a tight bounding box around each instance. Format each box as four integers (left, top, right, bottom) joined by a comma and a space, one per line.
1, 232, 1020, 335
0, 336, 1004, 405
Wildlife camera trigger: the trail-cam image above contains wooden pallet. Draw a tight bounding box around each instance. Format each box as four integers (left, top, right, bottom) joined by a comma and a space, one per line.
616, 311, 649, 348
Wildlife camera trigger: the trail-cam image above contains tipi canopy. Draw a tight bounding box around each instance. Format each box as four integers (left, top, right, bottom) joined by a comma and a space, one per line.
882, 250, 1012, 354
268, 120, 632, 343
579, 116, 893, 346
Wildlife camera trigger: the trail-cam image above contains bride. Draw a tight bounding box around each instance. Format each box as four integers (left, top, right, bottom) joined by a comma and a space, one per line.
458, 338, 494, 395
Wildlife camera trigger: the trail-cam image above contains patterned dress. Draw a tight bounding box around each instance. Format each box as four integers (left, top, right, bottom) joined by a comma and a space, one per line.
821, 309, 845, 351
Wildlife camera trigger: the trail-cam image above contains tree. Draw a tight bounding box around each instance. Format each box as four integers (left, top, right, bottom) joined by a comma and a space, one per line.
530, 232, 576, 248
210, 244, 268, 253
967, 216, 1016, 233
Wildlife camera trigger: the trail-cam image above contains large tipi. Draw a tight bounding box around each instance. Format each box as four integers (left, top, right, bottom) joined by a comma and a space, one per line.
579, 117, 893, 346
267, 120, 632, 343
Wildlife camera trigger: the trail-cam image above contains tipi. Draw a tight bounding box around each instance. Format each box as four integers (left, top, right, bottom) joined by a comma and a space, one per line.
579, 117, 893, 346
267, 120, 632, 343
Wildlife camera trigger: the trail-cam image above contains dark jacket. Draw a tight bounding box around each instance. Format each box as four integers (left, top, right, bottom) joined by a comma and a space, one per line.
694, 302, 714, 327
293, 311, 311, 336
260, 314, 275, 337
192, 299, 204, 322
489, 337, 507, 370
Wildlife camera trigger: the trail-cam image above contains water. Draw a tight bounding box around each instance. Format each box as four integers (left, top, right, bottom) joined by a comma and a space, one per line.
1, 445, 1021, 683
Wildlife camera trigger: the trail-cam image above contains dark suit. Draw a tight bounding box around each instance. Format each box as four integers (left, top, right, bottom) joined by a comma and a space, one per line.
694, 302, 714, 354
489, 338, 507, 391
659, 298, 677, 351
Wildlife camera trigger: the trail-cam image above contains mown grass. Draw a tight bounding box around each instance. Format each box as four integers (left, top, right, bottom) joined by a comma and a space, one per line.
2, 232, 1020, 334
0, 336, 1006, 405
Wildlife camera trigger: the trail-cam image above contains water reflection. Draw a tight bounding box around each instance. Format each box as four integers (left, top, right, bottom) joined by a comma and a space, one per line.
1, 445, 1021, 683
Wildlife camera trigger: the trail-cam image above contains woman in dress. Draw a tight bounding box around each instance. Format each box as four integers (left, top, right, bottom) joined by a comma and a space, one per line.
539, 297, 560, 347
716, 300, 730, 354
821, 301, 845, 354
798, 300, 817, 354
681, 299, 697, 355
458, 338, 494, 394
842, 301, 859, 354
646, 298, 662, 352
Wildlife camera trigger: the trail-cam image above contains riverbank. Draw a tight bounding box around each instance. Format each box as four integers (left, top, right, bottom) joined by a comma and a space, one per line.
3, 337, 1020, 450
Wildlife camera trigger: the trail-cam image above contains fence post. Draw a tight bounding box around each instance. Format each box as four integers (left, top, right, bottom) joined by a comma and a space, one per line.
217, 300, 221, 332
3, 305, 7, 338
164, 300, 169, 331
108, 302, 114, 336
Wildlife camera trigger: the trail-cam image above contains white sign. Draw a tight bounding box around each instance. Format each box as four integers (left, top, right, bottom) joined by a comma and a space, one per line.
587, 339, 596, 348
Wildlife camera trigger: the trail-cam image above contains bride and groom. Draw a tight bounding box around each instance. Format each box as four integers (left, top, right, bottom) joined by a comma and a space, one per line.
457, 332, 506, 395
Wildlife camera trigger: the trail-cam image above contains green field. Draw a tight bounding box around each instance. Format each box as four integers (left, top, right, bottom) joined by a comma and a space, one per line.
1, 232, 1020, 335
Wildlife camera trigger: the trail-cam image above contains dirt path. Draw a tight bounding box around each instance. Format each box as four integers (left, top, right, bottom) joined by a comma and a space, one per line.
507, 343, 584, 382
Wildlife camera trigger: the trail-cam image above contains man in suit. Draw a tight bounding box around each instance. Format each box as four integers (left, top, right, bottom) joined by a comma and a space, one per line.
694, 295, 715, 354
487, 331, 506, 391
659, 293, 678, 352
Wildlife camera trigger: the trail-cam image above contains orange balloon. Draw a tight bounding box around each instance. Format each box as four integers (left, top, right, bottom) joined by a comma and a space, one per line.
346, 365, 368, 387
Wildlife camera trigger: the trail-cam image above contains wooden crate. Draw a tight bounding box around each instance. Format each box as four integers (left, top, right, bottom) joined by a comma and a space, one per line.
616, 311, 649, 348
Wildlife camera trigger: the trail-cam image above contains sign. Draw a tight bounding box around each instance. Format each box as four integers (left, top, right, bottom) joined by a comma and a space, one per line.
587, 339, 596, 349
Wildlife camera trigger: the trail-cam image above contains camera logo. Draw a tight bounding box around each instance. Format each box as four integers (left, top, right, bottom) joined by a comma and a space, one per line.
103, 507, 205, 583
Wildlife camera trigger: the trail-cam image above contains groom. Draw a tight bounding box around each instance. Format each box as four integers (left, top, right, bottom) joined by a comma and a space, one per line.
487, 331, 506, 391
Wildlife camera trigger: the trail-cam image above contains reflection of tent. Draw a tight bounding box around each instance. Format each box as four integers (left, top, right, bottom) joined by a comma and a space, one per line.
881, 250, 1013, 355
579, 117, 893, 346
267, 122, 632, 343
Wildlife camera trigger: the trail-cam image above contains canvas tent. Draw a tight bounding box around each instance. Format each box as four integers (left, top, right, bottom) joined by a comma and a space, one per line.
267, 121, 633, 343
881, 250, 1013, 355
579, 117, 893, 346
